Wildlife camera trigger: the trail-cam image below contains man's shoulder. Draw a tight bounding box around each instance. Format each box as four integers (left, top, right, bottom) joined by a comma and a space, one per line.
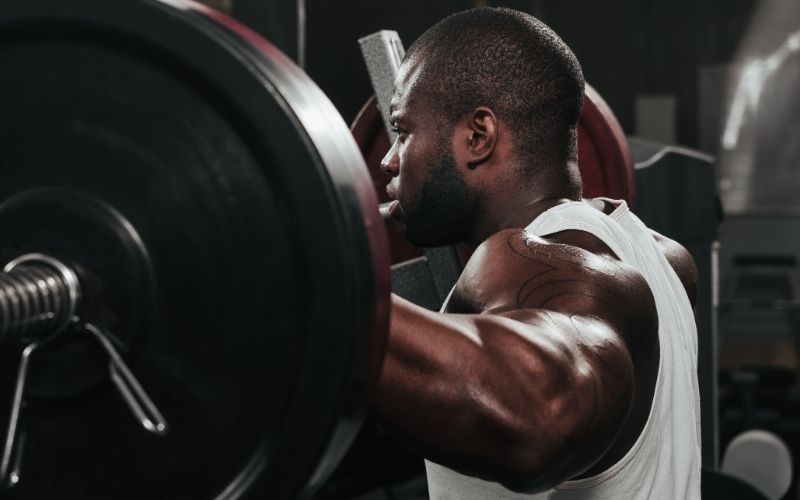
450, 228, 654, 321
647, 229, 699, 305
466, 227, 634, 285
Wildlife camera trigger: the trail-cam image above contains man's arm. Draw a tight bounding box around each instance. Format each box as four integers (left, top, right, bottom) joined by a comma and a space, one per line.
376, 296, 633, 492
374, 230, 652, 492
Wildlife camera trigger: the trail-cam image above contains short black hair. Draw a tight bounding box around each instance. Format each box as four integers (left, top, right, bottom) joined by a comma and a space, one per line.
405, 8, 584, 177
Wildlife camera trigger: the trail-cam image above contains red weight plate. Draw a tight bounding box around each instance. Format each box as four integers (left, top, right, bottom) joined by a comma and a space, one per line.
578, 83, 636, 206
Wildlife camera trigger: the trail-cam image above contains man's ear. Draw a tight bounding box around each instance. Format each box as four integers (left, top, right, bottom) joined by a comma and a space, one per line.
464, 106, 498, 169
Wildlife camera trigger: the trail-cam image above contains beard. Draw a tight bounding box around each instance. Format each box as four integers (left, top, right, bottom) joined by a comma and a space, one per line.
402, 148, 479, 247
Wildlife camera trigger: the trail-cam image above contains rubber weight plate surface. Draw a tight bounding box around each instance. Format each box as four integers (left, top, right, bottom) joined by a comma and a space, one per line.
0, 0, 390, 498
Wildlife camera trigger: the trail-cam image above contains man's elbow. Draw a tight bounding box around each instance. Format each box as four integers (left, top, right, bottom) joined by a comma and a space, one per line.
492, 424, 614, 493
475, 404, 595, 493
494, 447, 569, 494
494, 377, 634, 492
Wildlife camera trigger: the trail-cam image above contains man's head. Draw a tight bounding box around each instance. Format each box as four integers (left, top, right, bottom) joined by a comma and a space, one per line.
382, 7, 584, 247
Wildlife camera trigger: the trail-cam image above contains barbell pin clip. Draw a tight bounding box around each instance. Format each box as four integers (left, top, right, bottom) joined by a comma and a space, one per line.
0, 341, 39, 490
83, 324, 169, 437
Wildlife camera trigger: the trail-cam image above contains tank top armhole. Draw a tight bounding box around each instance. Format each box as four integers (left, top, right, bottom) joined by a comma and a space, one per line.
524, 200, 666, 490
556, 356, 665, 489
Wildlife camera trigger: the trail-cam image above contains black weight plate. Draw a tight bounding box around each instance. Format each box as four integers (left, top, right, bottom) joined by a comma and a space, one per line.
0, 0, 390, 498
0, 189, 156, 398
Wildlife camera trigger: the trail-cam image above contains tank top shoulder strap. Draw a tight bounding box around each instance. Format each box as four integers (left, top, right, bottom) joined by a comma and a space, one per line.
524, 200, 636, 261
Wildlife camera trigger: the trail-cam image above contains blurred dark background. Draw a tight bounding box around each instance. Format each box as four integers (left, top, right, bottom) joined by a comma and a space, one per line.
226, 0, 756, 151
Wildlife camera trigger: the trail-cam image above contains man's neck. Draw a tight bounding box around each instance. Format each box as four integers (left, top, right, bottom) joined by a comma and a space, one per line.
467, 193, 578, 247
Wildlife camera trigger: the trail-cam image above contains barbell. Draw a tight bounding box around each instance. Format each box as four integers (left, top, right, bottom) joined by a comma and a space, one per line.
0, 0, 633, 498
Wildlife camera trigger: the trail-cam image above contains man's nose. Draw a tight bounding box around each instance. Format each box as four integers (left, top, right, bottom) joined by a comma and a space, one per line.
380, 140, 399, 176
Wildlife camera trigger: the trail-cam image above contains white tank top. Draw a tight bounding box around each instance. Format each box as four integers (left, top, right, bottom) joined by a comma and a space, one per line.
426, 200, 701, 499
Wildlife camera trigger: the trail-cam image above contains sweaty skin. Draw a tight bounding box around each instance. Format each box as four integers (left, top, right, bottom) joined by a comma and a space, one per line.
376, 52, 698, 493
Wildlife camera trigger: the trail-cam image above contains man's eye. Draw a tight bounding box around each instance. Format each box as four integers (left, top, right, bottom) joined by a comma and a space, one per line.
391, 127, 407, 137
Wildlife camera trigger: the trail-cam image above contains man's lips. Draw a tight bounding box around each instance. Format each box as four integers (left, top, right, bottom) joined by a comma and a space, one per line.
379, 200, 403, 223
383, 183, 403, 222
387, 200, 402, 220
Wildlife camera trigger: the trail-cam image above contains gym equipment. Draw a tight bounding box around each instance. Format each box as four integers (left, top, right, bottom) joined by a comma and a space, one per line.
722, 429, 792, 500
0, 0, 388, 498
702, 468, 769, 500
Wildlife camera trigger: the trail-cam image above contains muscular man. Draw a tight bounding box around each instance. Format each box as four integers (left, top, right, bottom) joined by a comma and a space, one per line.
375, 8, 701, 499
